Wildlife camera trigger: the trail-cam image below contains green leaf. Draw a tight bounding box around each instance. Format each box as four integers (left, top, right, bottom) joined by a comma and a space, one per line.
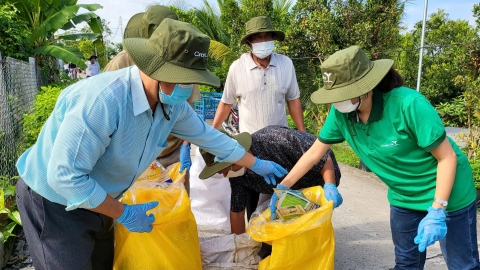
61, 21, 76, 31
0, 190, 5, 210
58, 33, 100, 41
34, 44, 87, 69
87, 16, 104, 34
70, 12, 99, 25
0, 232, 4, 243
8, 211, 22, 226
4, 221, 17, 235
30, 4, 103, 43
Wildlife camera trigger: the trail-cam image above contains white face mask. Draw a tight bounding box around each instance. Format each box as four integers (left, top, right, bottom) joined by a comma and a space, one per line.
251, 41, 274, 59
333, 98, 361, 113
226, 167, 245, 178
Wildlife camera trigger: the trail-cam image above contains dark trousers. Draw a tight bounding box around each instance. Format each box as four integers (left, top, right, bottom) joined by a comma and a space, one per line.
390, 202, 480, 270
16, 178, 114, 270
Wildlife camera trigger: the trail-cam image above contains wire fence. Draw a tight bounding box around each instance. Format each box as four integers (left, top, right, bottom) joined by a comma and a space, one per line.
0, 54, 44, 183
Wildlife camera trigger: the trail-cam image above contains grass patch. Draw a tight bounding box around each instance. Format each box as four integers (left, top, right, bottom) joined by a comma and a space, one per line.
331, 142, 360, 168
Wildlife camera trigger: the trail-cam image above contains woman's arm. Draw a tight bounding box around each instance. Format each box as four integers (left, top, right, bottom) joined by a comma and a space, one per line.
430, 138, 457, 209
320, 155, 337, 185
280, 139, 332, 188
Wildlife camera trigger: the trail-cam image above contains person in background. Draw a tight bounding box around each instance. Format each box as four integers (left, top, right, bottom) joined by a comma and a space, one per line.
85, 55, 100, 77
211, 16, 306, 217
278, 45, 480, 269
63, 62, 69, 75
199, 125, 341, 235
15, 19, 287, 270
68, 62, 77, 79
104, 6, 199, 193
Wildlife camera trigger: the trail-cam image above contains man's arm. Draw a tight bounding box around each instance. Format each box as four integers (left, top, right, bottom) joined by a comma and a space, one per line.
230, 210, 246, 234
287, 98, 306, 132
212, 101, 233, 129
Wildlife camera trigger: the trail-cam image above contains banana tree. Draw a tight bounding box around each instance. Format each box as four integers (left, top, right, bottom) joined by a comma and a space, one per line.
10, 0, 104, 69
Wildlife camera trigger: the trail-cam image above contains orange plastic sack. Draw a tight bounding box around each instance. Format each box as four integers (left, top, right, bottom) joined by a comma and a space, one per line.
246, 186, 335, 270
113, 162, 202, 270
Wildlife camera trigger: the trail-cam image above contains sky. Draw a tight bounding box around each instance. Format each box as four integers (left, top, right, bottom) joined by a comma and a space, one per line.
77, 0, 477, 44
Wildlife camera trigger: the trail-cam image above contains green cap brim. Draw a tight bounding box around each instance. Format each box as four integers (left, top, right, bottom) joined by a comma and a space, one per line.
310, 59, 394, 104
123, 38, 220, 88
240, 30, 285, 45
198, 132, 252, 180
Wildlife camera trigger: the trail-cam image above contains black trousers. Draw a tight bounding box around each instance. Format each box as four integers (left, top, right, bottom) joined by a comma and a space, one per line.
16, 178, 114, 270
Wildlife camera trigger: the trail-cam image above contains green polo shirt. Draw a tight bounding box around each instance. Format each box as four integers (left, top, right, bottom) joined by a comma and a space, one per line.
319, 86, 475, 212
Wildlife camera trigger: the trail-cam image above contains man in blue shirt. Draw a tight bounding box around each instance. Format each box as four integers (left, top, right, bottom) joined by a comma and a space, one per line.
15, 19, 287, 270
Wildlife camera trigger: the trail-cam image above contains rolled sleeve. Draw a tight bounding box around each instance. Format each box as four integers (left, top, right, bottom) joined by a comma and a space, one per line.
170, 103, 246, 162
47, 88, 118, 210
65, 182, 107, 210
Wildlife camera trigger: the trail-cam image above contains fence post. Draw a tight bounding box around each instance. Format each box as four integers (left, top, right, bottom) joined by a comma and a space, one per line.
29, 57, 37, 106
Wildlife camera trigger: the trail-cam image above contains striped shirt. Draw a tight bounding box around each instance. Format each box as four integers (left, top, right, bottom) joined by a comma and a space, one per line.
221, 52, 300, 133
16, 66, 245, 211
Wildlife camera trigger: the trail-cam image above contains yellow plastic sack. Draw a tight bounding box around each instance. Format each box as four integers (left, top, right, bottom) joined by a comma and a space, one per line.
246, 186, 335, 270
114, 162, 202, 270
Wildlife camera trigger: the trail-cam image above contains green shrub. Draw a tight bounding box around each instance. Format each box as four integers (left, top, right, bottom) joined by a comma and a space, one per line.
435, 96, 468, 127
23, 85, 63, 148
471, 161, 480, 190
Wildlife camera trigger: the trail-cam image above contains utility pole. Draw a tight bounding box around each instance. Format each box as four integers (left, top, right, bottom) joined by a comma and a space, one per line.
416, 0, 428, 92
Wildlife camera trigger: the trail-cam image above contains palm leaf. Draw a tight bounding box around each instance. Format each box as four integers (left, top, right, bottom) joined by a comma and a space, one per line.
209, 40, 237, 66
34, 44, 87, 68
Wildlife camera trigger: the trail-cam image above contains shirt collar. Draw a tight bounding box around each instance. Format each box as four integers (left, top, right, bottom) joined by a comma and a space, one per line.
348, 88, 384, 122
247, 52, 277, 70
130, 66, 150, 116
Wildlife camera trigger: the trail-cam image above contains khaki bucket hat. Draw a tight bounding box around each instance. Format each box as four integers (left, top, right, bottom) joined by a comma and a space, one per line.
240, 16, 285, 45
123, 6, 178, 39
123, 18, 220, 87
199, 132, 252, 179
311, 46, 394, 104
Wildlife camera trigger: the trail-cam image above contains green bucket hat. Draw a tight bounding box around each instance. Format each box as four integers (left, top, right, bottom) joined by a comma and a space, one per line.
141, 5, 178, 38
123, 18, 220, 87
124, 13, 144, 39
240, 16, 285, 45
123, 6, 178, 39
199, 132, 252, 180
310, 46, 394, 104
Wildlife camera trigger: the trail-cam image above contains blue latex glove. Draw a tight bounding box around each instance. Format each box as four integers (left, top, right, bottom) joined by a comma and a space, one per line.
249, 158, 288, 185
179, 144, 192, 173
116, 201, 159, 233
269, 184, 290, 220
323, 183, 343, 208
414, 207, 447, 252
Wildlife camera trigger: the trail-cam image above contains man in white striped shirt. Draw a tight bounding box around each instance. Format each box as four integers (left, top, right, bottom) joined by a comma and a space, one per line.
212, 16, 305, 134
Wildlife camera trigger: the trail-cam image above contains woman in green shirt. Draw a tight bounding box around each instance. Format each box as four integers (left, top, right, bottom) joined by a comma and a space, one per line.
271, 45, 480, 269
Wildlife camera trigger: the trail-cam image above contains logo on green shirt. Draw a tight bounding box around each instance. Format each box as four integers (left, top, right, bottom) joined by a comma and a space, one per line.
381, 140, 399, 148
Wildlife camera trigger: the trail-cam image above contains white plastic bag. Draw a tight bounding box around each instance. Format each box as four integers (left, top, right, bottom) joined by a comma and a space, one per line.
200, 233, 261, 269
190, 147, 232, 230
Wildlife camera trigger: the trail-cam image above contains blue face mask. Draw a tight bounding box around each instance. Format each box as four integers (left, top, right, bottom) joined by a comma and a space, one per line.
158, 84, 193, 106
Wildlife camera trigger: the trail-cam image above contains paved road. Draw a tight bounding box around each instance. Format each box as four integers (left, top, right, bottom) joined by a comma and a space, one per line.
332, 163, 460, 270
